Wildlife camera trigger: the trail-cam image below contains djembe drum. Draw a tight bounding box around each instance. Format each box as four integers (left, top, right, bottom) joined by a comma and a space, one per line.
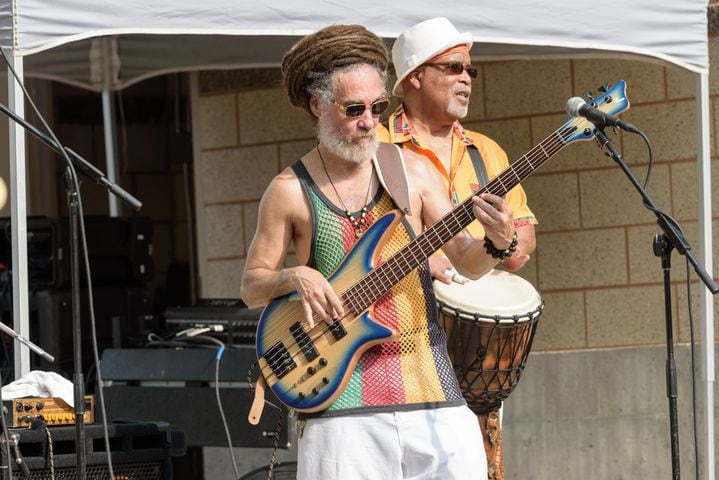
434, 269, 543, 480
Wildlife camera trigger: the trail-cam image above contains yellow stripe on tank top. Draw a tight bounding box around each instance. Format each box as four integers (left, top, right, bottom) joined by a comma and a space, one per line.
392, 271, 446, 403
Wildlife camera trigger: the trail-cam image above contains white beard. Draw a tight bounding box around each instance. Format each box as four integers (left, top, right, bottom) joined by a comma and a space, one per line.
317, 116, 379, 164
447, 99, 469, 119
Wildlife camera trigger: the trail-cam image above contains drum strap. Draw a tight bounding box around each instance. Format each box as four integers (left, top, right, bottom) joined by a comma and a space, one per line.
467, 144, 489, 187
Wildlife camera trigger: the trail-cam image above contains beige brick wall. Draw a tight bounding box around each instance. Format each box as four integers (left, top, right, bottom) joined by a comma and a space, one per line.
193, 43, 719, 346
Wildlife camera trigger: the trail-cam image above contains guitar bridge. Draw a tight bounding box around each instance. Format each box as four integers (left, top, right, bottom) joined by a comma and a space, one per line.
264, 341, 296, 379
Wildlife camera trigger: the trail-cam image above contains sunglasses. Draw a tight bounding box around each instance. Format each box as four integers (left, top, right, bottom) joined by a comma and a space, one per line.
422, 62, 478, 79
332, 97, 390, 118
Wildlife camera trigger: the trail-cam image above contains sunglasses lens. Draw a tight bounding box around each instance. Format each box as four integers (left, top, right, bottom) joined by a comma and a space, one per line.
344, 104, 365, 117
371, 99, 390, 115
466, 66, 478, 78
447, 63, 465, 75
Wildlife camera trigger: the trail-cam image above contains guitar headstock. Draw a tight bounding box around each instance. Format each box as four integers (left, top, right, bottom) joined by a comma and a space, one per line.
562, 80, 630, 145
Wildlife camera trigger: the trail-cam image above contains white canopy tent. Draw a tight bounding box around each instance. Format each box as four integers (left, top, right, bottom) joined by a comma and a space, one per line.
0, 1, 714, 477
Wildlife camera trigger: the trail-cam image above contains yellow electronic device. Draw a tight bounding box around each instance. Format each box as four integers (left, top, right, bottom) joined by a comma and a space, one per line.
6, 395, 94, 427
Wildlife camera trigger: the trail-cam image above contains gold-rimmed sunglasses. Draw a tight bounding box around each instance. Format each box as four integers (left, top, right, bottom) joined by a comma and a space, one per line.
332, 97, 390, 118
422, 62, 478, 79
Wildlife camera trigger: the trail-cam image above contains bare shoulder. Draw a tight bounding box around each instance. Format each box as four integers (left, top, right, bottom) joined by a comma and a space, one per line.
400, 148, 445, 192
259, 165, 305, 215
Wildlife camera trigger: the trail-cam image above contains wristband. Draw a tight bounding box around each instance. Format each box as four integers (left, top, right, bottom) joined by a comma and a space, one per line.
484, 233, 518, 260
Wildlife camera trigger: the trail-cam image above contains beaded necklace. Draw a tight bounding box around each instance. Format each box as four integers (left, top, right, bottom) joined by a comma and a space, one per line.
317, 146, 374, 238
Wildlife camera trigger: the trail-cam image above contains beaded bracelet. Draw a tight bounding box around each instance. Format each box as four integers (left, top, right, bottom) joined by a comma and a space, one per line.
484, 233, 518, 260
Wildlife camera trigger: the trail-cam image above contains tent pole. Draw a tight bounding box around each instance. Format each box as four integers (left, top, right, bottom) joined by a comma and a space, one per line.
101, 37, 120, 217
695, 71, 715, 480
7, 56, 31, 378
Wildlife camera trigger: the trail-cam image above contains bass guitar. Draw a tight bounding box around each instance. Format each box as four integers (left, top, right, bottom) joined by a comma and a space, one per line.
255, 81, 630, 413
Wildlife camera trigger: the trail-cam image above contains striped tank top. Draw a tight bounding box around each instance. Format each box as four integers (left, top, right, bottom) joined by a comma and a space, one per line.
291, 161, 464, 417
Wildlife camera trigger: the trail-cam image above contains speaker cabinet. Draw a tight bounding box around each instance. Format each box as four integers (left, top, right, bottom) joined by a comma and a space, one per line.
0, 215, 153, 289
5, 421, 185, 479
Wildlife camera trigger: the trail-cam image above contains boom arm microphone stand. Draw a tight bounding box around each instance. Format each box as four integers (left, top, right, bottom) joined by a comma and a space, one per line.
593, 126, 718, 480
0, 100, 141, 479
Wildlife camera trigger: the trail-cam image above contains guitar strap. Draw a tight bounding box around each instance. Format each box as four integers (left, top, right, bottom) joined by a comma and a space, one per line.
373, 142, 413, 216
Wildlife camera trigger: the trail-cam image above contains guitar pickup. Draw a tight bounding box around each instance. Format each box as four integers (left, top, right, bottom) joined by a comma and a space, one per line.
290, 322, 319, 362
264, 341, 296, 379
328, 319, 347, 341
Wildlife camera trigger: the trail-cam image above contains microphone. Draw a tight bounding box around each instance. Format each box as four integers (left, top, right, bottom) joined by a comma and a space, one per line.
566, 97, 639, 133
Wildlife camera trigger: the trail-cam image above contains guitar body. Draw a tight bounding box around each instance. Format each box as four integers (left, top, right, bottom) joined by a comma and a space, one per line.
256, 210, 403, 412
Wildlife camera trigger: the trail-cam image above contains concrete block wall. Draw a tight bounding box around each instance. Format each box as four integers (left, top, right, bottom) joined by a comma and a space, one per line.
192, 40, 718, 478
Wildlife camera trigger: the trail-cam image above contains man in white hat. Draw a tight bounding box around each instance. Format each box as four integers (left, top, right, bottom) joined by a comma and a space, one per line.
379, 17, 537, 281
378, 17, 539, 479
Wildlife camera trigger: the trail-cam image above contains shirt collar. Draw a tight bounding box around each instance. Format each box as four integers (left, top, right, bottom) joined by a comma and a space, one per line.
387, 103, 474, 147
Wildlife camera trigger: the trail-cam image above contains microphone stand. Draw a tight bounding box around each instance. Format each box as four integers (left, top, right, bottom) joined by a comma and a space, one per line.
593, 126, 719, 480
0, 101, 141, 479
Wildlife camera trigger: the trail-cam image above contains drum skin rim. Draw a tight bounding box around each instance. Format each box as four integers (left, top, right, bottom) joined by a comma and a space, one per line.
433, 269, 542, 320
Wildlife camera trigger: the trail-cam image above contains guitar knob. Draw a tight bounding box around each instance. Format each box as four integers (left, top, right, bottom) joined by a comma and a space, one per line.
298, 393, 306, 400
307, 366, 317, 375
318, 358, 328, 367
322, 377, 329, 384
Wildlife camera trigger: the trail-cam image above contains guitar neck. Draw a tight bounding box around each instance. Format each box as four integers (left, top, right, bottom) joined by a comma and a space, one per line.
342, 123, 577, 313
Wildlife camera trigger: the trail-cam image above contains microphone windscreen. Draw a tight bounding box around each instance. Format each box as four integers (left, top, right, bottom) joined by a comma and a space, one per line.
565, 97, 586, 116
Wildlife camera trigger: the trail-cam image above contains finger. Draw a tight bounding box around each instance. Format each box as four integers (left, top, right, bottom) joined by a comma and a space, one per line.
452, 272, 469, 284
472, 196, 501, 221
434, 268, 454, 284
326, 291, 345, 320
309, 297, 332, 324
480, 193, 507, 209
302, 300, 316, 329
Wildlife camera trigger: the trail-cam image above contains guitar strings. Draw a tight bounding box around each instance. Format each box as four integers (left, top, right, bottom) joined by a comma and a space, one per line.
260, 122, 580, 378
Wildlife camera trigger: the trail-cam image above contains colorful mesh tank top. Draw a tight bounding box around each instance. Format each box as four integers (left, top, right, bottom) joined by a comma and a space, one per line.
291, 161, 464, 417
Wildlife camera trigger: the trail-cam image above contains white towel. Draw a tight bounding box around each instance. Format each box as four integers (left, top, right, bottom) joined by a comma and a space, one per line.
1, 370, 75, 407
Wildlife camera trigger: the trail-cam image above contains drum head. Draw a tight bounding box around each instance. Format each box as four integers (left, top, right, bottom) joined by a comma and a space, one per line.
433, 269, 541, 321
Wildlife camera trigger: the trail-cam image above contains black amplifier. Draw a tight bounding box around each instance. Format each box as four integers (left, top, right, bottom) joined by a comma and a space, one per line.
3, 421, 185, 479
163, 300, 261, 345
100, 347, 288, 448
0, 215, 153, 288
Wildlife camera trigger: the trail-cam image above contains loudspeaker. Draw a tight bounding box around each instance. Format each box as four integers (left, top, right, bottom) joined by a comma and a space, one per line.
31, 285, 154, 373
0, 215, 154, 289
4, 421, 185, 479
101, 348, 289, 448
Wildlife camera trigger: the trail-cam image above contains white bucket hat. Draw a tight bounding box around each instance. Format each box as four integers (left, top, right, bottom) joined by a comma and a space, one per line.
391, 17, 473, 96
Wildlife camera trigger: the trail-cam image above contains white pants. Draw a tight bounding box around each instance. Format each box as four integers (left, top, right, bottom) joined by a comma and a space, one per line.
297, 405, 487, 480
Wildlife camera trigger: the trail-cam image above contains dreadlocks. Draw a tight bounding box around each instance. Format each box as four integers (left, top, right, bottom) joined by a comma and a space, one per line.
281, 24, 390, 116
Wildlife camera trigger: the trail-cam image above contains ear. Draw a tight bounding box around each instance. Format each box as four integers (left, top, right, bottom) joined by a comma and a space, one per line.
406, 69, 423, 91
309, 95, 322, 118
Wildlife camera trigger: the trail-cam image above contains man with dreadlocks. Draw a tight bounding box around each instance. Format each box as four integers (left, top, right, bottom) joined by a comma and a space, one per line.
241, 24, 515, 479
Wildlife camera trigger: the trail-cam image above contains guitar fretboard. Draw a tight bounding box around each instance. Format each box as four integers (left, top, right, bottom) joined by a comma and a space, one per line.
342, 123, 578, 314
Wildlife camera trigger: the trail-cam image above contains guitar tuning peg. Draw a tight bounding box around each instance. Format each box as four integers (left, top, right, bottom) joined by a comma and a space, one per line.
597, 83, 610, 94
583, 91, 594, 100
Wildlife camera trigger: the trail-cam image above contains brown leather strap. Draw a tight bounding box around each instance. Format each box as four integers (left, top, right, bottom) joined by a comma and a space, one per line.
248, 374, 268, 425
373, 142, 412, 216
